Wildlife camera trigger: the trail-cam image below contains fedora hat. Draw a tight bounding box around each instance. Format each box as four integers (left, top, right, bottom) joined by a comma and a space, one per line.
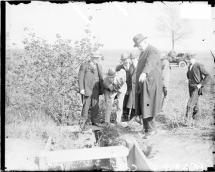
120, 55, 128, 62
107, 69, 116, 78
133, 33, 147, 47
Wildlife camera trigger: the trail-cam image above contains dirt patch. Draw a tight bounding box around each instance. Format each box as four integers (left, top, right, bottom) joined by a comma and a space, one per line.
5, 138, 45, 170
50, 129, 97, 150
132, 125, 214, 171
5, 122, 214, 171
145, 132, 213, 171
99, 122, 214, 171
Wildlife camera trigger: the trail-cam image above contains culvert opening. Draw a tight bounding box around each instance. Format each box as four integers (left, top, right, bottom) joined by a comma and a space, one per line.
37, 125, 152, 171
38, 126, 130, 171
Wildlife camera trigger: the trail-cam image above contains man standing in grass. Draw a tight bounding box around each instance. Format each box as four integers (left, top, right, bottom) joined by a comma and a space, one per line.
133, 33, 163, 139
185, 54, 210, 120
78, 51, 104, 129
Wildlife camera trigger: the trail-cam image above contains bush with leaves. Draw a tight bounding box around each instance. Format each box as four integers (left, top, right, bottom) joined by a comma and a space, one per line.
6, 27, 103, 125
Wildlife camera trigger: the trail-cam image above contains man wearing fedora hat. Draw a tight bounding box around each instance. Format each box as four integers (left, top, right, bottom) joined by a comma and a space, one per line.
185, 54, 210, 121
116, 52, 133, 121
126, 54, 139, 121
78, 50, 104, 129
133, 33, 163, 138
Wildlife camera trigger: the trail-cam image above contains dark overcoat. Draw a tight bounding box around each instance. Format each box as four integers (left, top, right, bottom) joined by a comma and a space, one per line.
135, 45, 163, 118
116, 64, 132, 92
78, 61, 103, 97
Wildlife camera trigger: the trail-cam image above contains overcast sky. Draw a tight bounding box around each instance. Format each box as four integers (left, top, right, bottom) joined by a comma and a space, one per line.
6, 1, 215, 51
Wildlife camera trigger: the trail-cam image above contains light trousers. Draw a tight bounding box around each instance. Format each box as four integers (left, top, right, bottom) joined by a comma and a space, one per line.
116, 92, 126, 123
104, 90, 117, 123
104, 90, 126, 123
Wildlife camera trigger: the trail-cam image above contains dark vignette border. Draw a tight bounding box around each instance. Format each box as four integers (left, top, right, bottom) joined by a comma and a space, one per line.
1, 1, 6, 171
4, 0, 215, 7
2, 0, 215, 171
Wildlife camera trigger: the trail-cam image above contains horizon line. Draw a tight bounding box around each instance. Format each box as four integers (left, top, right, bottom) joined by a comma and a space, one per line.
6, 47, 211, 53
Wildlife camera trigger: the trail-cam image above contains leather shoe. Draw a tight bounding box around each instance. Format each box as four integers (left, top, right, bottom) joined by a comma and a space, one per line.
143, 130, 157, 139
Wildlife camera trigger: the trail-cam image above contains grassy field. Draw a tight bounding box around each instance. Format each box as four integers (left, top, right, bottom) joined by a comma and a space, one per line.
102, 49, 214, 126
101, 49, 214, 71
5, 48, 215, 170
6, 49, 214, 139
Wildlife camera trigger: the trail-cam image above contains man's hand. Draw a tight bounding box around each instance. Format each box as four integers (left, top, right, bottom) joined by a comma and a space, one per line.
80, 89, 85, 95
197, 84, 202, 89
139, 73, 147, 83
163, 86, 167, 97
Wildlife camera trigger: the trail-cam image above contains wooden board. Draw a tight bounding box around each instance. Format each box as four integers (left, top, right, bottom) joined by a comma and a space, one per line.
121, 135, 152, 171
38, 146, 128, 163
36, 145, 129, 170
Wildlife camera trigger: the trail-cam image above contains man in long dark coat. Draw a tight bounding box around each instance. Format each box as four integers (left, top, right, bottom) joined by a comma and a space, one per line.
133, 33, 163, 138
78, 51, 104, 129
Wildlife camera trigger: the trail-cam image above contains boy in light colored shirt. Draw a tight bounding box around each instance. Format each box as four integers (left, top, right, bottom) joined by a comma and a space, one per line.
114, 68, 127, 124
103, 68, 127, 125
103, 69, 117, 124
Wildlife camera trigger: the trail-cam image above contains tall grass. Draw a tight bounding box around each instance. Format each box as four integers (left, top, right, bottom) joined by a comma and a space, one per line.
6, 107, 58, 140
157, 61, 214, 133
6, 49, 214, 141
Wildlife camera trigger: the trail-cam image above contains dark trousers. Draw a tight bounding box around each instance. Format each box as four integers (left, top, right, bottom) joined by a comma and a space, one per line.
186, 85, 200, 119
136, 93, 156, 133
81, 95, 99, 124
142, 117, 156, 133
122, 94, 130, 120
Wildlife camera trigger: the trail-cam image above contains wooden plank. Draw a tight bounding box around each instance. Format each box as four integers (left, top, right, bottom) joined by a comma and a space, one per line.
37, 146, 129, 164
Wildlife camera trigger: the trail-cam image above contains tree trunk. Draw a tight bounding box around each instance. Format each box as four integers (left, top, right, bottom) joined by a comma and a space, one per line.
210, 50, 215, 64
171, 31, 175, 52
